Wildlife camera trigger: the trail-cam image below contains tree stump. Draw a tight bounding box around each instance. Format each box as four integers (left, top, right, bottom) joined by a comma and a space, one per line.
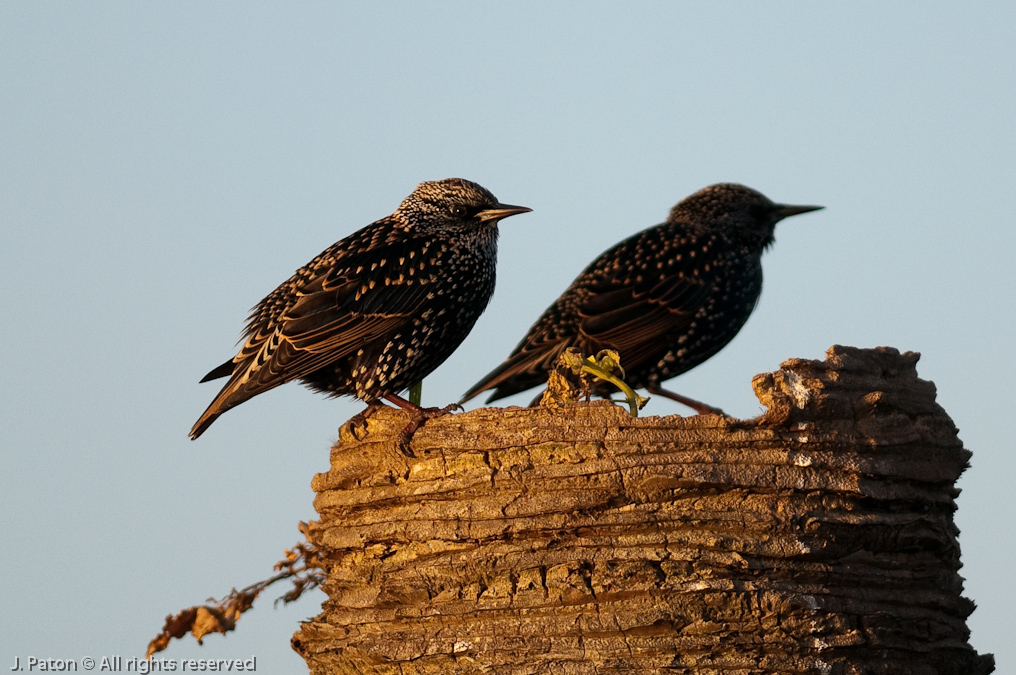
292, 346, 993, 674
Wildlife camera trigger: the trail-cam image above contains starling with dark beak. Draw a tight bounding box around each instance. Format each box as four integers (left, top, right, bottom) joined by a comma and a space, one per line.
462, 183, 821, 415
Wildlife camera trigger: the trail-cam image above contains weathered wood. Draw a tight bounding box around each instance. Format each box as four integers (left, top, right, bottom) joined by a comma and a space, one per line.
293, 346, 993, 674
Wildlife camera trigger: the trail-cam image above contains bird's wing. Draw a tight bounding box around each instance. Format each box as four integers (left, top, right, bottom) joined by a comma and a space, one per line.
190, 235, 438, 437
462, 225, 718, 403
574, 267, 713, 370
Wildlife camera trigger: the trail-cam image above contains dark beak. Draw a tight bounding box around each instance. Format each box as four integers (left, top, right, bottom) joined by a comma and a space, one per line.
476, 203, 533, 223
773, 203, 824, 220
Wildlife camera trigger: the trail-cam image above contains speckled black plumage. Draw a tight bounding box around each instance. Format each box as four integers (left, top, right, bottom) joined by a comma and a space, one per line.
461, 183, 822, 412
190, 178, 530, 439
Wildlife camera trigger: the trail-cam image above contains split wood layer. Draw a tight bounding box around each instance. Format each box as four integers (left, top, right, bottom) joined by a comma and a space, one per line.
293, 346, 993, 674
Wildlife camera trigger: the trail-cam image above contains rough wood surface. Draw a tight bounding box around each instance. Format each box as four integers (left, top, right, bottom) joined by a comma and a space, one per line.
293, 346, 993, 674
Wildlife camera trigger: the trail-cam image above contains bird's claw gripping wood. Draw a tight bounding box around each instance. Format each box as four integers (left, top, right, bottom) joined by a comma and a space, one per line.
385, 393, 463, 457
340, 397, 462, 453
342, 403, 384, 441
560, 349, 649, 417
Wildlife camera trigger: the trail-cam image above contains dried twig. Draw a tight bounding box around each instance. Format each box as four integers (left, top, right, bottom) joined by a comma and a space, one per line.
146, 535, 324, 659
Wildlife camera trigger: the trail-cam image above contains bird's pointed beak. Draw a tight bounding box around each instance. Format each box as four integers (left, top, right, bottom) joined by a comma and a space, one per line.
476, 203, 533, 223
773, 203, 824, 220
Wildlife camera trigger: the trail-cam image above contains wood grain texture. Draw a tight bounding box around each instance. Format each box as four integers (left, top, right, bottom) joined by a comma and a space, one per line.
293, 346, 993, 674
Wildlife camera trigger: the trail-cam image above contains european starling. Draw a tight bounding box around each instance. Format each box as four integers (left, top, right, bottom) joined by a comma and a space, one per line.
461, 183, 822, 414
190, 178, 531, 440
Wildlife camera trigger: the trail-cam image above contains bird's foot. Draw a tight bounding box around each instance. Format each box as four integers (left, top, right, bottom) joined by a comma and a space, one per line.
384, 394, 462, 456
343, 402, 384, 441
646, 383, 727, 417
396, 403, 462, 456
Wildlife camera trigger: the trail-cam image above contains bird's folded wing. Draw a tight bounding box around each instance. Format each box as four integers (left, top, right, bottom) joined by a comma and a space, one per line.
220, 242, 440, 399
577, 270, 712, 371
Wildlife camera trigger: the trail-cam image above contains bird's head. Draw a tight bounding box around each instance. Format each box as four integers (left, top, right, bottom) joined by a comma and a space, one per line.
669, 183, 823, 249
395, 178, 532, 235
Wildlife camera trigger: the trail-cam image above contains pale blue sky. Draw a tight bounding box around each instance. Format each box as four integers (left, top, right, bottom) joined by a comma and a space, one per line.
2, 3, 1013, 671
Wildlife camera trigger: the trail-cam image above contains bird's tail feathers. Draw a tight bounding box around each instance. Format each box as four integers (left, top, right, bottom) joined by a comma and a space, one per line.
189, 365, 261, 440
460, 342, 568, 405
199, 359, 236, 383
188, 407, 222, 440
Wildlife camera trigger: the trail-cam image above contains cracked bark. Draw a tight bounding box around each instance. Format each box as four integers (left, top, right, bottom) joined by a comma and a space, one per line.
293, 346, 993, 674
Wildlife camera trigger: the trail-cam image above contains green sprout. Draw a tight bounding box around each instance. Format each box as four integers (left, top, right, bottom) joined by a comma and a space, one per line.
559, 348, 649, 417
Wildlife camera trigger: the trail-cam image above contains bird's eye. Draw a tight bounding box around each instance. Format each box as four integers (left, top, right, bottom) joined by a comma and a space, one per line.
449, 205, 470, 218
